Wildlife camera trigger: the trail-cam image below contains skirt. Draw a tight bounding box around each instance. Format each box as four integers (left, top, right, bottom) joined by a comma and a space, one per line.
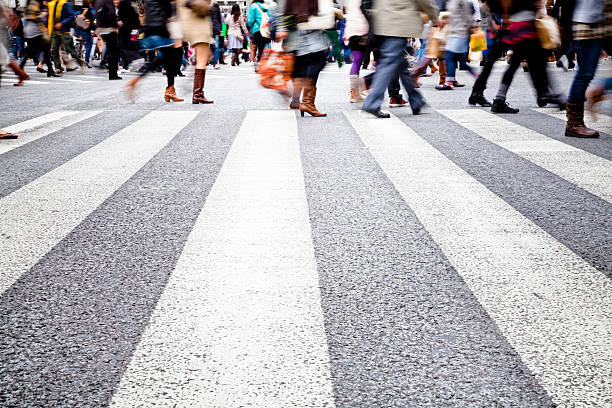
139, 35, 175, 51
227, 34, 243, 50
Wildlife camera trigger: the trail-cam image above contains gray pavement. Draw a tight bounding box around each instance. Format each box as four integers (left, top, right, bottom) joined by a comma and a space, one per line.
0, 59, 611, 408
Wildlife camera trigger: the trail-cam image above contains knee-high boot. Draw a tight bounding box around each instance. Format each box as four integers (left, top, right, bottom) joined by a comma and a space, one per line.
192, 68, 213, 104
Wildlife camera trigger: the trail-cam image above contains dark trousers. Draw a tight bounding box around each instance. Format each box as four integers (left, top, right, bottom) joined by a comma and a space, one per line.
568, 38, 603, 104
472, 29, 508, 95
20, 36, 53, 71
252, 30, 270, 62
101, 32, 119, 78
499, 38, 549, 99
140, 46, 182, 87
294, 50, 327, 86
50, 33, 83, 71
118, 32, 133, 69
388, 53, 425, 110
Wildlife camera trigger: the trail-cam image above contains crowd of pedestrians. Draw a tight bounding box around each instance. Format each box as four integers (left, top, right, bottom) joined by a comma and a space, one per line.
0, 0, 610, 140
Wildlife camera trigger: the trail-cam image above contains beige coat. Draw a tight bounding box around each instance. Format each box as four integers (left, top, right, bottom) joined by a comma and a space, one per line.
177, 0, 214, 45
371, 0, 438, 38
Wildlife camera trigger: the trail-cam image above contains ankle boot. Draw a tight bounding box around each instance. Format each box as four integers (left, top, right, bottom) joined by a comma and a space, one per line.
164, 85, 184, 102
565, 103, 599, 138
289, 78, 303, 109
9, 60, 30, 86
299, 83, 327, 117
349, 74, 365, 103
192, 68, 213, 104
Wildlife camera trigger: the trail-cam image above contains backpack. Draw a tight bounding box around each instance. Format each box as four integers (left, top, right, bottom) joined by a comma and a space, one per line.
255, 3, 270, 39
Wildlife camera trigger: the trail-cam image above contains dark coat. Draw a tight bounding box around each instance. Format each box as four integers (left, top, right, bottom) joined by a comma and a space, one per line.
117, 0, 140, 35
284, 0, 319, 22
211, 3, 222, 35
95, 0, 117, 28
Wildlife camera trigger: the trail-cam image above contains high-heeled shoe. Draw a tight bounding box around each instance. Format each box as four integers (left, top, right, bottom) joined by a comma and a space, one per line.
164, 85, 184, 102
299, 83, 326, 117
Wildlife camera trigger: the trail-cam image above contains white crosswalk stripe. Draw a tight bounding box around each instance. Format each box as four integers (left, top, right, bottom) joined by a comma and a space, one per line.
0, 111, 198, 296
1, 111, 103, 154
439, 109, 612, 203
344, 110, 612, 408
110, 110, 335, 408
0, 107, 610, 407
532, 108, 612, 135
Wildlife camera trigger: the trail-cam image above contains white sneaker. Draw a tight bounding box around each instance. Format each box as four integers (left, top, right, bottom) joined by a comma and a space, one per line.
118, 68, 129, 75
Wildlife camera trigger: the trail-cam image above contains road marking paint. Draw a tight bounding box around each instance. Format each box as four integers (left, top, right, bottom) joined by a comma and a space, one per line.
345, 110, 612, 408
0, 111, 198, 296
1, 111, 103, 154
110, 110, 335, 408
439, 109, 612, 203
532, 107, 612, 136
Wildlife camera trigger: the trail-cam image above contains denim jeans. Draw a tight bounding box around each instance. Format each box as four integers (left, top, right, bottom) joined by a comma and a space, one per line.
444, 50, 473, 80
388, 54, 425, 111
363, 36, 410, 112
50, 33, 83, 70
76, 29, 93, 62
211, 34, 220, 65
10, 35, 23, 61
568, 38, 603, 105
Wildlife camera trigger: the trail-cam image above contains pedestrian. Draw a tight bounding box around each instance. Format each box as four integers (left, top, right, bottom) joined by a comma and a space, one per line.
9, 9, 23, 61
490, 0, 564, 113
436, 0, 478, 90
1, 0, 30, 86
94, 0, 121, 79
48, 0, 85, 75
279, 0, 335, 117
361, 0, 439, 118
125, 0, 184, 102
209, 0, 221, 68
20, 0, 57, 76
226, 3, 246, 66
246, 0, 270, 64
117, 0, 140, 73
343, 0, 369, 103
75, 0, 95, 68
178, 0, 214, 103
564, 0, 611, 137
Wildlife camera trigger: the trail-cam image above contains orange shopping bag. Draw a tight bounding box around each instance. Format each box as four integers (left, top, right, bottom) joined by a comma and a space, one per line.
258, 48, 295, 95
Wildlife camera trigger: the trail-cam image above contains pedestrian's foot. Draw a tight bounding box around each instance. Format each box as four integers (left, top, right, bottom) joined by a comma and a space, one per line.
412, 105, 423, 115
363, 109, 391, 118
109, 75, 123, 80
469, 93, 492, 107
491, 98, 519, 113
86, 61, 92, 68
54, 69, 64, 77
435, 82, 454, 91
47, 71, 60, 77
66, 66, 78, 72
0, 130, 18, 139
36, 67, 46, 73
389, 97, 409, 108
450, 80, 465, 87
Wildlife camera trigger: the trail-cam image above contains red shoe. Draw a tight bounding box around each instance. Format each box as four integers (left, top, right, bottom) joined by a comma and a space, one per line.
389, 97, 409, 108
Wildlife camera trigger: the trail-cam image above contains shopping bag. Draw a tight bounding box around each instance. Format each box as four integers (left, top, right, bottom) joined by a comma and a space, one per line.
536, 16, 561, 49
469, 30, 487, 52
258, 48, 294, 94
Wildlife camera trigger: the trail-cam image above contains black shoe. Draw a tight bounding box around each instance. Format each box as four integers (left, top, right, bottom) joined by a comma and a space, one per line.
363, 109, 391, 118
491, 98, 519, 113
177, 71, 185, 77
469, 93, 492, 107
36, 67, 47, 73
109, 75, 122, 80
47, 71, 60, 77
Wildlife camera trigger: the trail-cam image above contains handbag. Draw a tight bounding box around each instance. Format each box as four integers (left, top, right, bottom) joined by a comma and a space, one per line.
258, 48, 294, 94
185, 0, 212, 17
536, 15, 561, 49
75, 11, 90, 30
469, 29, 487, 52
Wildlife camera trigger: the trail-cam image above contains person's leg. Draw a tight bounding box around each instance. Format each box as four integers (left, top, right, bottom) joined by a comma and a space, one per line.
444, 50, 458, 83
193, 42, 213, 103
565, 38, 602, 137
61, 34, 84, 66
299, 51, 327, 117
350, 50, 364, 75
211, 34, 219, 66
472, 29, 507, 95
83, 31, 93, 63
398, 58, 425, 112
362, 36, 406, 115
102, 32, 119, 78
50, 34, 62, 72
491, 43, 523, 112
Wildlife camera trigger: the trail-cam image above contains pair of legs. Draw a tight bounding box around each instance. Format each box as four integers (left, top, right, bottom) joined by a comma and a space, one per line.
210, 34, 220, 66
100, 32, 119, 79
50, 33, 84, 72
252, 31, 269, 63
293, 50, 327, 116
387, 54, 425, 113
20, 36, 54, 73
231, 48, 241, 65
444, 50, 475, 85
192, 42, 213, 104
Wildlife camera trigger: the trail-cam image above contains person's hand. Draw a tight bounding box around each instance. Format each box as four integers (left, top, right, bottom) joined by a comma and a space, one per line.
54, 22, 62, 29
118, 20, 124, 27
275, 31, 288, 41
436, 19, 447, 28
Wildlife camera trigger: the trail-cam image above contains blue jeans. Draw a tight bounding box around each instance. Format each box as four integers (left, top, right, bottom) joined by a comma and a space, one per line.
444, 50, 473, 80
568, 38, 603, 105
211, 35, 220, 65
76, 29, 93, 62
363, 36, 411, 112
388, 53, 425, 111
10, 36, 24, 61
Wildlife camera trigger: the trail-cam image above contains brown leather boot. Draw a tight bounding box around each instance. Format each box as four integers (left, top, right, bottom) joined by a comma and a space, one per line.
9, 60, 30, 86
164, 85, 184, 102
299, 82, 327, 117
192, 69, 213, 104
565, 103, 599, 138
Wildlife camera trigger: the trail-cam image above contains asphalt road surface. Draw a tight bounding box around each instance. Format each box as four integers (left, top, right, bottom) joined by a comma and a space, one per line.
0, 59, 611, 408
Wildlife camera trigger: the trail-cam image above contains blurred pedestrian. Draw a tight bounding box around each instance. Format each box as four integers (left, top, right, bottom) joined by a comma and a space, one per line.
95, 0, 122, 79
1, 0, 30, 86
226, 3, 246, 66
247, 0, 270, 64
48, 0, 85, 74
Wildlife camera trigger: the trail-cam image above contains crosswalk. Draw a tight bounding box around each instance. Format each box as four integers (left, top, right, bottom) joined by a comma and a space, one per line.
0, 106, 610, 407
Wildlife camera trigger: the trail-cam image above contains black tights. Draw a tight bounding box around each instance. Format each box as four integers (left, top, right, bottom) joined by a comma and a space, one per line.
499, 38, 549, 99
140, 46, 183, 87
20, 36, 53, 72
